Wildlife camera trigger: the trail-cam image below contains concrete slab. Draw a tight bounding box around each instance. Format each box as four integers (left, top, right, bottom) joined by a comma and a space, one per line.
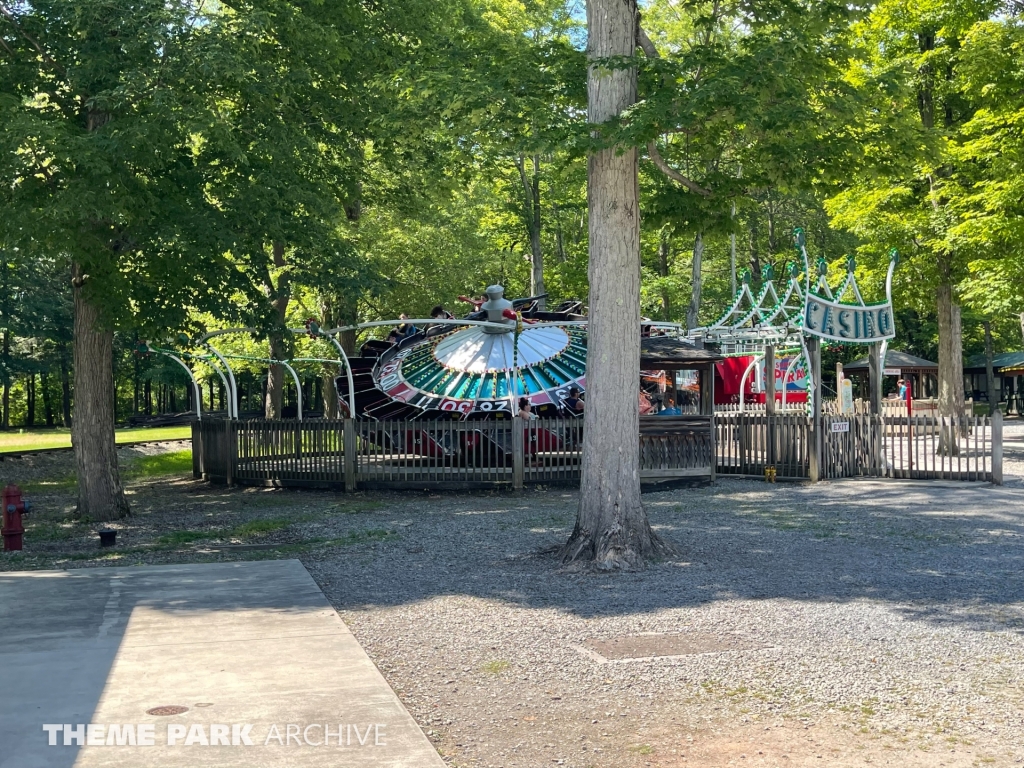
0, 560, 445, 768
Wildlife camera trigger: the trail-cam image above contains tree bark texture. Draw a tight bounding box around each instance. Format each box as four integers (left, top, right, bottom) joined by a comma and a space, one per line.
686, 231, 704, 331
71, 264, 130, 521
936, 281, 963, 454
1, 329, 9, 429
25, 373, 35, 427
984, 320, 996, 415
561, 0, 673, 571
264, 241, 290, 419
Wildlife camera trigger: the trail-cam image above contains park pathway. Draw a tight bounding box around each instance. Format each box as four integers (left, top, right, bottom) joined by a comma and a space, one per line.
0, 560, 444, 768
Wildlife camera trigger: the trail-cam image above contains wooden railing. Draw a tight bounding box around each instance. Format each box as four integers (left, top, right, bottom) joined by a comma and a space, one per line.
714, 410, 1002, 483
194, 408, 1002, 490
192, 416, 714, 491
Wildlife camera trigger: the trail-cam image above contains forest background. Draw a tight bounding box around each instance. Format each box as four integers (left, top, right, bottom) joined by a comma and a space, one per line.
2, 0, 1024, 431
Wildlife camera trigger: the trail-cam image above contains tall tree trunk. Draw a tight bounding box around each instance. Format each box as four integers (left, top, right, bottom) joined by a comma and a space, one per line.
71, 264, 129, 521
1, 329, 9, 429
41, 372, 54, 427
561, 0, 672, 570
265, 241, 290, 419
657, 229, 671, 320
936, 279, 964, 454
686, 231, 704, 330
25, 373, 35, 428
517, 154, 546, 307
1019, 312, 1024, 345
983, 320, 997, 415
59, 352, 72, 427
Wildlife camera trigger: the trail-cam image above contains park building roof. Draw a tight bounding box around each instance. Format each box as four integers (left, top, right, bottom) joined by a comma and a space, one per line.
963, 350, 1024, 374
843, 350, 937, 372
640, 335, 724, 370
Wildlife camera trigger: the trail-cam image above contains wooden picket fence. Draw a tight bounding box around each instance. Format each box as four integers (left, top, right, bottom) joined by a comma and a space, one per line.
192, 408, 1003, 490
713, 410, 1002, 483
193, 415, 715, 490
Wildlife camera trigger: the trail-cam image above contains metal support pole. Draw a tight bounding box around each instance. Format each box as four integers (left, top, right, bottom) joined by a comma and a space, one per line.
204, 343, 238, 419
323, 332, 357, 418
163, 354, 201, 421
868, 342, 882, 416
738, 354, 763, 413
280, 362, 303, 421
200, 356, 232, 418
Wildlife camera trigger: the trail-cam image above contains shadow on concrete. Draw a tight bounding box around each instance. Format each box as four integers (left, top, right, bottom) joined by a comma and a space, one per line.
0, 561, 337, 768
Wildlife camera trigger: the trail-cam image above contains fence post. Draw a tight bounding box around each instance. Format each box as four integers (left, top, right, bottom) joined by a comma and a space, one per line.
224, 419, 235, 487
512, 417, 525, 490
992, 409, 1003, 485
191, 421, 202, 479
343, 418, 357, 491
807, 336, 822, 482
709, 414, 717, 482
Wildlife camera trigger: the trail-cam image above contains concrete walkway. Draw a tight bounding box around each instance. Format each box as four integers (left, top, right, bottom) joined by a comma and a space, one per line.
0, 560, 445, 768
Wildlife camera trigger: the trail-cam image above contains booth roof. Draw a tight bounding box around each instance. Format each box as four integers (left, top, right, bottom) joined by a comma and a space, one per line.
963, 350, 1024, 373
843, 349, 938, 372
639, 336, 724, 369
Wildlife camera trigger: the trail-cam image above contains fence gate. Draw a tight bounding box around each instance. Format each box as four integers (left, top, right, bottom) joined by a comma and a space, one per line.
821, 413, 883, 479
820, 412, 1001, 482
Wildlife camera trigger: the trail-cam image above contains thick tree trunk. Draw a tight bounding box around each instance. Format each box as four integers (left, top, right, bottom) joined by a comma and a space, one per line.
1, 329, 9, 429
264, 241, 290, 419
1019, 312, 1024, 345
686, 231, 704, 330
936, 280, 964, 454
561, 0, 673, 571
71, 264, 129, 521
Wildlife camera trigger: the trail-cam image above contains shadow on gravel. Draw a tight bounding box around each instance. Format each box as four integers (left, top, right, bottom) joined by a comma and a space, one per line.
314, 478, 1024, 635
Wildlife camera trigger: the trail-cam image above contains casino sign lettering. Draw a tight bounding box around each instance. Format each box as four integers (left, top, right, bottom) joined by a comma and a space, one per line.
803, 295, 895, 343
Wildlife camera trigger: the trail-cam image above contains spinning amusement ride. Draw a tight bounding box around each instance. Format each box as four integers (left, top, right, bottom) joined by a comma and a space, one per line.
147, 229, 896, 425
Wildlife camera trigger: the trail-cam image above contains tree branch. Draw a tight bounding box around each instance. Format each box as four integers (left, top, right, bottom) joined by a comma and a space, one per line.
636, 24, 712, 197
647, 141, 712, 196
0, 3, 67, 77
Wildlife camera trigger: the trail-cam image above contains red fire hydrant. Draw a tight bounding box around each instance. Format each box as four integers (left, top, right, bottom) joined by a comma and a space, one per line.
2, 484, 30, 551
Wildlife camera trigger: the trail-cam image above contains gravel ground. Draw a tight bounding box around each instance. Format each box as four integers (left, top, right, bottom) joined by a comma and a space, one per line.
2, 424, 1023, 767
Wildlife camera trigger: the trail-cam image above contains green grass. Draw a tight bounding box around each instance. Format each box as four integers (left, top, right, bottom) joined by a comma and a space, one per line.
124, 449, 194, 479
0, 425, 191, 454
229, 517, 293, 537
157, 529, 216, 546
480, 659, 511, 674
